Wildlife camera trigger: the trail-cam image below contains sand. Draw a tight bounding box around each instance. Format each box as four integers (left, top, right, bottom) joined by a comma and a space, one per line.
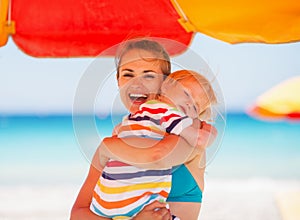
0, 178, 299, 220
199, 178, 300, 220
0, 184, 77, 220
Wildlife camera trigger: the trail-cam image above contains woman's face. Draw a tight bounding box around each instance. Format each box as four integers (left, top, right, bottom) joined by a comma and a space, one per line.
118, 49, 165, 113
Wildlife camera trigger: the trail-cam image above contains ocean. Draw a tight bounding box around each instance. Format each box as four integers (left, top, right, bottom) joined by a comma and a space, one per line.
1, 113, 300, 219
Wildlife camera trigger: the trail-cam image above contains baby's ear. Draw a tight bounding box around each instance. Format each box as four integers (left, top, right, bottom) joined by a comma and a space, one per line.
161, 80, 171, 92
160, 83, 167, 94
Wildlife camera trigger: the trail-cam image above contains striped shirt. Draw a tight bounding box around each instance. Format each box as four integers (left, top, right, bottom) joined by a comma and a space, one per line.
119, 100, 193, 139
90, 100, 192, 218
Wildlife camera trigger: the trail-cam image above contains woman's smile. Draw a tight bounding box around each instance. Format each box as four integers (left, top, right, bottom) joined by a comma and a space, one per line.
129, 93, 148, 101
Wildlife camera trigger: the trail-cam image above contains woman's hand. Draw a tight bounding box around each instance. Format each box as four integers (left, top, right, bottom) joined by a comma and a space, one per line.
133, 201, 171, 220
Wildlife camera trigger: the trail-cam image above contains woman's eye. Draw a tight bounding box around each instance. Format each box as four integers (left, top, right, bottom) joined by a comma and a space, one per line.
121, 73, 134, 78
143, 74, 156, 79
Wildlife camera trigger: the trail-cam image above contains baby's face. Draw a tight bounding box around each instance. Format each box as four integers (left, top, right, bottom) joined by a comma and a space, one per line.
161, 79, 206, 119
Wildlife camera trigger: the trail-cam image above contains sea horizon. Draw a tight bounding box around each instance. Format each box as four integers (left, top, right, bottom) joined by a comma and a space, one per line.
1, 112, 300, 184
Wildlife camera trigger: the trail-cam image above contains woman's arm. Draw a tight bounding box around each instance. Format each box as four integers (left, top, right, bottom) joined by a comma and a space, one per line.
70, 149, 110, 220
168, 202, 201, 220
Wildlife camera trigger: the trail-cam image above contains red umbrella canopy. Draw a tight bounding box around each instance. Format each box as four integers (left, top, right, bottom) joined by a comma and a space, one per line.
1, 0, 300, 57
6, 0, 193, 57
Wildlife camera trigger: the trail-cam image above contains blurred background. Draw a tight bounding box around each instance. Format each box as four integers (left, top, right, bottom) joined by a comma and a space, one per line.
1, 31, 300, 220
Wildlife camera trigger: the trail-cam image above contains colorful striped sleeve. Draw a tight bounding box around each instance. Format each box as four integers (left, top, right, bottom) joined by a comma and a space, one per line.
138, 101, 193, 135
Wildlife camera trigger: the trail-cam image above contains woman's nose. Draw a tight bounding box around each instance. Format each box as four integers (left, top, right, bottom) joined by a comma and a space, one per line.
130, 76, 143, 88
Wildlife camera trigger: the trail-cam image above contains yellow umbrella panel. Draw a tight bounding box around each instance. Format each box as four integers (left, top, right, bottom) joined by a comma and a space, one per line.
248, 76, 300, 121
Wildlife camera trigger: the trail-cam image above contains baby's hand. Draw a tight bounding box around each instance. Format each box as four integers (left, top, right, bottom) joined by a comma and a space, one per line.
179, 119, 216, 152
195, 121, 217, 150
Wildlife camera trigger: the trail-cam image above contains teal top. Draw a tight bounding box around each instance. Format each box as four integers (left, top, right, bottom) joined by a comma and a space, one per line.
167, 164, 202, 203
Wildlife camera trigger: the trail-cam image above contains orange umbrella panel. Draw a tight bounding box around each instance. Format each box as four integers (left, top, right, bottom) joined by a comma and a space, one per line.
0, 0, 15, 46
171, 0, 300, 44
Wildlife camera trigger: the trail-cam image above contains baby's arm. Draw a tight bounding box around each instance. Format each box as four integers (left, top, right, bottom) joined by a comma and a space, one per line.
97, 119, 216, 169
97, 134, 196, 169
112, 123, 121, 136
179, 119, 217, 150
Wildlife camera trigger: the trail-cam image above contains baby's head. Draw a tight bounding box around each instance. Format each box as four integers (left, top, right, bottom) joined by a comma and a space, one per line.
161, 70, 217, 120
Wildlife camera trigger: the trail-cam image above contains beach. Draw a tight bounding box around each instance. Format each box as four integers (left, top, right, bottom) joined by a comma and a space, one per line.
200, 178, 300, 220
1, 178, 300, 220
0, 184, 77, 220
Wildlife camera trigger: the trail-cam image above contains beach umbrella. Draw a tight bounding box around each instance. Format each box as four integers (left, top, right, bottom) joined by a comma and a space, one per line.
0, 0, 300, 57
248, 76, 300, 122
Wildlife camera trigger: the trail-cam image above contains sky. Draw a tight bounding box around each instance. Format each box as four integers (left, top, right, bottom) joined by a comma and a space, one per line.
1, 33, 300, 115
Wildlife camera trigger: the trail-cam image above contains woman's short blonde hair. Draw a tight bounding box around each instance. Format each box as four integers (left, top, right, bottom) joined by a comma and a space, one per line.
115, 38, 171, 79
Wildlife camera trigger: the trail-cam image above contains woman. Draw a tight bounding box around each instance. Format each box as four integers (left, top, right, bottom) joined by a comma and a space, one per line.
71, 39, 216, 219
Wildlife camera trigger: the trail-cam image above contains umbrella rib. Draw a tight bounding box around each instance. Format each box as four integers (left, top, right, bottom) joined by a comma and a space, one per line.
172, 0, 189, 22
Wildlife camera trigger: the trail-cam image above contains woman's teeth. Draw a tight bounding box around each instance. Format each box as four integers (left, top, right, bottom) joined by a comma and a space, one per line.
129, 93, 148, 101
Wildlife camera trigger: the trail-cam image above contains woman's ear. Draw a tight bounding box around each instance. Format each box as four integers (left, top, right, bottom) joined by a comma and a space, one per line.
116, 74, 120, 87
